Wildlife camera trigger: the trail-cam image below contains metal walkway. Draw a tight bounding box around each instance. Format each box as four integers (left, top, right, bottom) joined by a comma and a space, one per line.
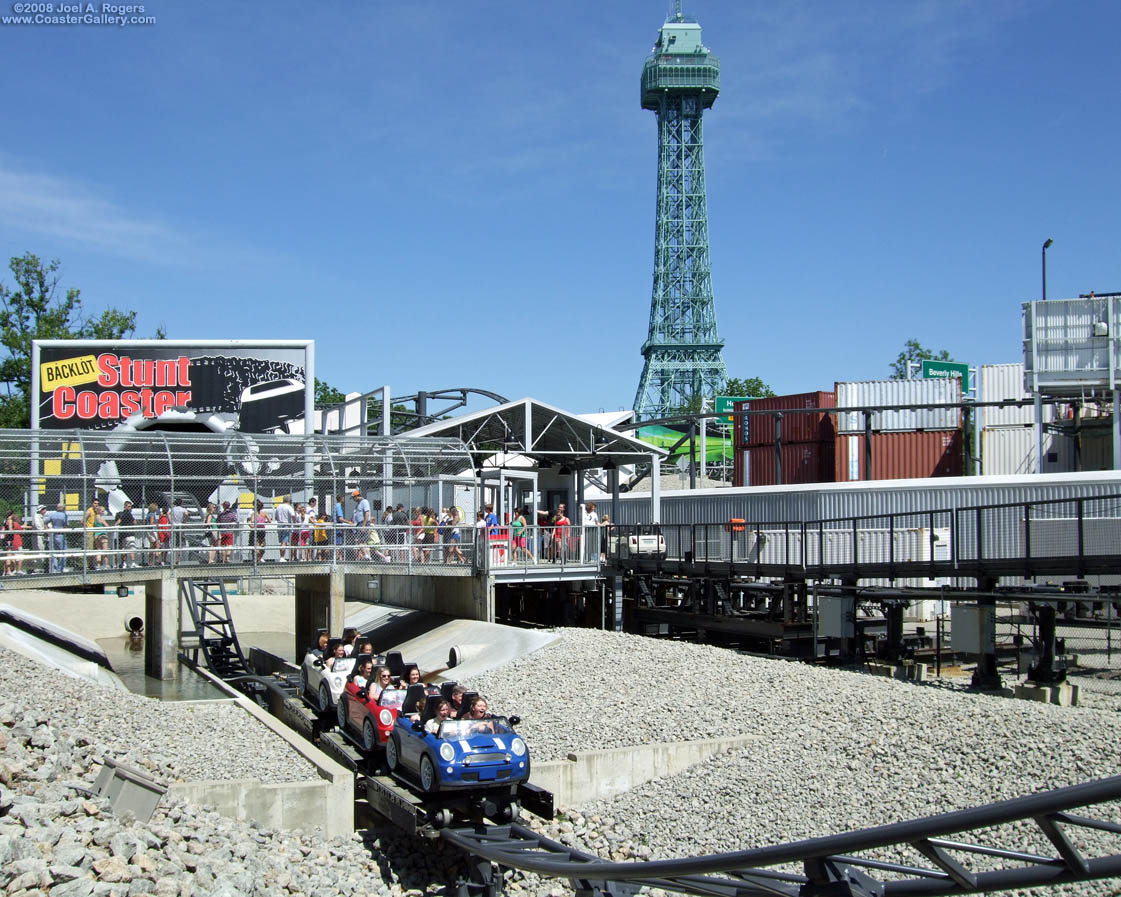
610, 491, 1121, 584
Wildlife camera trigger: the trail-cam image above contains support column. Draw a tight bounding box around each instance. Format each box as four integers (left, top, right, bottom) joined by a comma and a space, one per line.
145, 572, 179, 681
971, 577, 1002, 690
294, 571, 346, 659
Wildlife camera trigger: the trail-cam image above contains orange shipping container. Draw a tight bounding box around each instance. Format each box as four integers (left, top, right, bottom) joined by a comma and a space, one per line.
835, 430, 963, 482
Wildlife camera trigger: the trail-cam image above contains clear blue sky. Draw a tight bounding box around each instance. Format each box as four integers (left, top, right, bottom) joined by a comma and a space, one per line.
2, 1, 1118, 415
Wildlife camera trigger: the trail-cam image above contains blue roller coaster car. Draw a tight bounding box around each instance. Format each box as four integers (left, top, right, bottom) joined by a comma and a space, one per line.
386, 715, 530, 795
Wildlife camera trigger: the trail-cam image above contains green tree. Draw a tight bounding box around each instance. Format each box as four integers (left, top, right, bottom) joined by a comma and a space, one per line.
724, 376, 775, 399
890, 339, 954, 379
314, 378, 347, 406
0, 253, 139, 428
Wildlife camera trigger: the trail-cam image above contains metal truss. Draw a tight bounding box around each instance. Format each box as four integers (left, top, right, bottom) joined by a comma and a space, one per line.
442, 774, 1121, 897
634, 54, 727, 420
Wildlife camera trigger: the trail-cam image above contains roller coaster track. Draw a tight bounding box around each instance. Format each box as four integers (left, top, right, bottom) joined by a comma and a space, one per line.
223, 678, 1121, 897
441, 774, 1121, 897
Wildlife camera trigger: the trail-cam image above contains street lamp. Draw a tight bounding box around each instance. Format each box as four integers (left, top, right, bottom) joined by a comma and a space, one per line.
1042, 238, 1054, 300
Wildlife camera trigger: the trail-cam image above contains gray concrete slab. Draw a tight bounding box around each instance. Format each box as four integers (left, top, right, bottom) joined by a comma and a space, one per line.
343, 601, 558, 680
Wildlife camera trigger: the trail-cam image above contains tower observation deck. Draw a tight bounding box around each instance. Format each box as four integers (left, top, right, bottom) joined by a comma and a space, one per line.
633, 3, 728, 420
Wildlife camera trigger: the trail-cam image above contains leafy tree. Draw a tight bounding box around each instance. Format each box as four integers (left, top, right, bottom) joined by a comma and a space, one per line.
890, 339, 954, 379
0, 253, 138, 428
724, 376, 775, 399
314, 378, 347, 406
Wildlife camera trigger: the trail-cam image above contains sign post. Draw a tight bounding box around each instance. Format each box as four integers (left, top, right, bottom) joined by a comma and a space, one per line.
921, 360, 970, 393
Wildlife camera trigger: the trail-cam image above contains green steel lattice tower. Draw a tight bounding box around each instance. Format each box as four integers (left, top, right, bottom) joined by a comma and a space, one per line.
633, 3, 728, 420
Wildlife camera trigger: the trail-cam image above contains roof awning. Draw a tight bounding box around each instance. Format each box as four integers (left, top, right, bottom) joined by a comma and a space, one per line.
402, 397, 665, 468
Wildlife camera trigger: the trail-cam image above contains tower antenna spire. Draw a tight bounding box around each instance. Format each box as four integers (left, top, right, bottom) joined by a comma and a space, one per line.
633, 7, 727, 420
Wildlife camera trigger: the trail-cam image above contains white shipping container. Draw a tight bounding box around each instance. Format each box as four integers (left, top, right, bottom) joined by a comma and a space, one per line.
980, 363, 1055, 427
981, 427, 1075, 476
836, 379, 961, 434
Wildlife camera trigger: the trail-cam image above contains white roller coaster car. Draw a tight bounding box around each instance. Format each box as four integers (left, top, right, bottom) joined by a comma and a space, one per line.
300, 646, 356, 713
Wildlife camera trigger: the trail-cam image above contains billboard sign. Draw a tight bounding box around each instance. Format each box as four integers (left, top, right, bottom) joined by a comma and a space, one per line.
32, 340, 314, 433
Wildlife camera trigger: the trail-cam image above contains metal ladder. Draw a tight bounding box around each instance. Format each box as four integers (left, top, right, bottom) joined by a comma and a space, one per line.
179, 579, 250, 679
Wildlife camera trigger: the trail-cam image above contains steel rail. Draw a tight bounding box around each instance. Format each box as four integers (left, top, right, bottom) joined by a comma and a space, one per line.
441, 776, 1121, 897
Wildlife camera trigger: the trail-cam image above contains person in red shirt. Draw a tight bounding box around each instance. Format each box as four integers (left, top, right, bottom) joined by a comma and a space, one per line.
552, 503, 570, 561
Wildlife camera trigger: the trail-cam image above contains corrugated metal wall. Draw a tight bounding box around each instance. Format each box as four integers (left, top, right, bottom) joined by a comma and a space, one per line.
608, 470, 1121, 525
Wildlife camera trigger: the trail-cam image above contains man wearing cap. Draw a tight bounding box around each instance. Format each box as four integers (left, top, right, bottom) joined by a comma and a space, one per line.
351, 488, 371, 560
44, 502, 69, 573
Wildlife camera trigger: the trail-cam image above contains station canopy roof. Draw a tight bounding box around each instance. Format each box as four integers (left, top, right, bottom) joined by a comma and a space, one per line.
402, 397, 665, 469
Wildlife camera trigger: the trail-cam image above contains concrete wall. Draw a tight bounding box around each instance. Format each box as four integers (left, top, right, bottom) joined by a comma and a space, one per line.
347, 573, 493, 622
0, 589, 296, 641
176, 687, 354, 837
531, 734, 760, 808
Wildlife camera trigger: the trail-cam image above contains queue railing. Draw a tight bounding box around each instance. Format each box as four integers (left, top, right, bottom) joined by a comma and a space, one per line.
0, 520, 481, 578
479, 525, 602, 571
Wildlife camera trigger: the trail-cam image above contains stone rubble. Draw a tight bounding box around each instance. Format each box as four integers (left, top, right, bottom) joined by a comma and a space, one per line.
4, 630, 1121, 897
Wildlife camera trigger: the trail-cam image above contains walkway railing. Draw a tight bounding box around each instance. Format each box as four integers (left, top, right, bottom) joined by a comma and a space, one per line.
480, 525, 602, 571
0, 522, 482, 579
0, 521, 609, 580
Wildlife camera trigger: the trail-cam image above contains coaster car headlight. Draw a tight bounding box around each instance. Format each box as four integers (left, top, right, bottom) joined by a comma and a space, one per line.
511, 738, 526, 757
379, 709, 393, 725
439, 743, 455, 762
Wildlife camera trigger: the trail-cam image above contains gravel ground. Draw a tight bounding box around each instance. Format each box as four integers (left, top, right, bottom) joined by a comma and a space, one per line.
471, 630, 1121, 897
0, 643, 467, 897
0, 646, 319, 785
4, 630, 1121, 897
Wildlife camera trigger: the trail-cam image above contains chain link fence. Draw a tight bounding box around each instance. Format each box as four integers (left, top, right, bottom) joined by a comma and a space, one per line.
0, 429, 479, 578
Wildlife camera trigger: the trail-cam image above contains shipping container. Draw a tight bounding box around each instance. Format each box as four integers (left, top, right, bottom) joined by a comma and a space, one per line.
835, 379, 961, 434
981, 426, 1074, 476
741, 391, 836, 446
980, 363, 1055, 428
733, 441, 745, 487
835, 430, 963, 482
1023, 297, 1121, 395
746, 442, 834, 487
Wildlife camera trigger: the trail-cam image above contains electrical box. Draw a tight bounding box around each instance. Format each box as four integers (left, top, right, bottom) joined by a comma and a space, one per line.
951, 604, 995, 655
818, 596, 854, 639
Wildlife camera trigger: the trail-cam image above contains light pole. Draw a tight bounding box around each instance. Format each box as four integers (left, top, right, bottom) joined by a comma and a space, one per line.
1042, 238, 1054, 300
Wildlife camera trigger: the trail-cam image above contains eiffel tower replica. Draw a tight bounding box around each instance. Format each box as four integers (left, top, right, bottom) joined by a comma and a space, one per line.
633, 1, 728, 419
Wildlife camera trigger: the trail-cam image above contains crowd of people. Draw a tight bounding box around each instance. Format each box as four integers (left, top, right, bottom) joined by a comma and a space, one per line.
0, 494, 613, 574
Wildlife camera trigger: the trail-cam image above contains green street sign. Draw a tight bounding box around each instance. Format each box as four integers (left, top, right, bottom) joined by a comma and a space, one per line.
921, 360, 970, 392
715, 395, 750, 424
